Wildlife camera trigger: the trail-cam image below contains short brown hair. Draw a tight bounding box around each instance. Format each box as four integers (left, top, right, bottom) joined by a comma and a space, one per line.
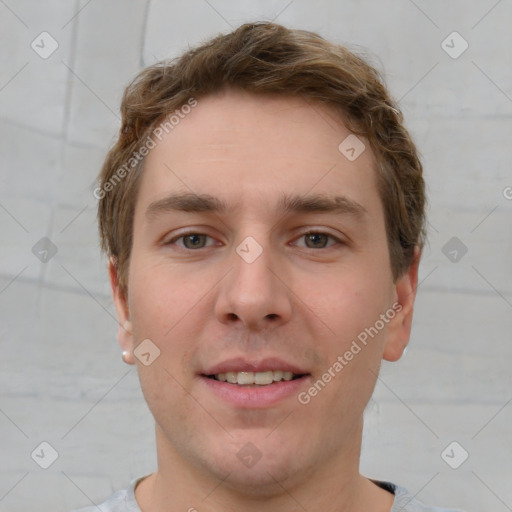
97, 21, 425, 298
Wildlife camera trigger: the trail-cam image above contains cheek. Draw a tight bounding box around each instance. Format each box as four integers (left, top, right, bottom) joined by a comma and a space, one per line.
300, 267, 394, 405
127, 260, 206, 383
136, 362, 202, 445
128, 259, 196, 335
302, 264, 392, 337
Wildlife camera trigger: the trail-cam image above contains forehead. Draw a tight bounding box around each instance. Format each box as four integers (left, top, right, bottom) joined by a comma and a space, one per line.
135, 88, 380, 219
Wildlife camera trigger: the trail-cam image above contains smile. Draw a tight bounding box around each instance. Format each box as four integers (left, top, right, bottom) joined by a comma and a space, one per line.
207, 370, 304, 385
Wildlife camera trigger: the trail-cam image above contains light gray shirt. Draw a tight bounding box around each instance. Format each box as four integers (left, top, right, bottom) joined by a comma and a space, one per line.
71, 475, 464, 512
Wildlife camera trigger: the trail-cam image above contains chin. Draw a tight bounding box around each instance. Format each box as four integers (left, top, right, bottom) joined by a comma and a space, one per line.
200, 436, 307, 495
214, 459, 298, 497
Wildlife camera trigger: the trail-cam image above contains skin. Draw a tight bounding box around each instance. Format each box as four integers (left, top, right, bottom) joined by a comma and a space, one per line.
110, 87, 420, 512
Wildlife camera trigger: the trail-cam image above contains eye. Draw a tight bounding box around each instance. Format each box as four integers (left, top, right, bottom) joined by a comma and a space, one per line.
167, 232, 215, 250
294, 231, 341, 249
165, 230, 342, 251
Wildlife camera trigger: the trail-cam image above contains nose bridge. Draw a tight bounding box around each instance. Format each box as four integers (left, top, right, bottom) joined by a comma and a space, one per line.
235, 234, 273, 292
215, 232, 292, 328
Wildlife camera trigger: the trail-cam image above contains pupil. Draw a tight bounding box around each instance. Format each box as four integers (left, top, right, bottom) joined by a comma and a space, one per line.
185, 234, 204, 248
307, 233, 327, 248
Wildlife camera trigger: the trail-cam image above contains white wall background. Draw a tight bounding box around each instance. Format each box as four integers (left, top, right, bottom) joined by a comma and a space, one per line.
1, 1, 511, 511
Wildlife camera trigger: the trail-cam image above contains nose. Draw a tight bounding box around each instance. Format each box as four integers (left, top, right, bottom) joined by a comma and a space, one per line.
214, 236, 293, 331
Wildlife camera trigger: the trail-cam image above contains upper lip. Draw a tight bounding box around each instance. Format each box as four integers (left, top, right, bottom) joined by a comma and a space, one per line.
202, 357, 309, 376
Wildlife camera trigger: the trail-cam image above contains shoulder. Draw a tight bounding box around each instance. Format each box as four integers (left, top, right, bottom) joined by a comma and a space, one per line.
69, 475, 147, 512
69, 487, 131, 512
391, 482, 466, 512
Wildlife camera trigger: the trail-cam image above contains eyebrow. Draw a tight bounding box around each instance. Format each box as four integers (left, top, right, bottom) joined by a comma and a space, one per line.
145, 192, 367, 219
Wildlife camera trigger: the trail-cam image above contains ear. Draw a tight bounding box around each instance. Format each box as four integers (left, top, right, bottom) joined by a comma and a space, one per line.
109, 257, 135, 364
383, 246, 421, 362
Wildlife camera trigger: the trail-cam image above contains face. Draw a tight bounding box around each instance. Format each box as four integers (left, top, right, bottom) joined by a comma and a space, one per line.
111, 88, 418, 492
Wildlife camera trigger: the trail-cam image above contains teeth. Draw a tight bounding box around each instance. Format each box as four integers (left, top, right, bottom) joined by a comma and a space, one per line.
238, 371, 255, 385
282, 371, 293, 381
254, 371, 273, 385
213, 370, 299, 385
225, 372, 237, 384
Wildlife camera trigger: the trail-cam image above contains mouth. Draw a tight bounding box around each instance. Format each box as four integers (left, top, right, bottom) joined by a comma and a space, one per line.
199, 358, 311, 407
204, 370, 307, 387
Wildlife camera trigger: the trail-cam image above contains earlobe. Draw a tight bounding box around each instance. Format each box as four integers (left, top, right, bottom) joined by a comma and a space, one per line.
382, 247, 421, 362
109, 257, 135, 365
117, 320, 135, 363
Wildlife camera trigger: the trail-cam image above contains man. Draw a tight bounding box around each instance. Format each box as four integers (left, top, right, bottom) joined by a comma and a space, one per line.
76, 21, 463, 512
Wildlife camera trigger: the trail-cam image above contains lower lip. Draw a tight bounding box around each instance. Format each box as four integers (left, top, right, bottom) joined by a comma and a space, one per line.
199, 375, 310, 408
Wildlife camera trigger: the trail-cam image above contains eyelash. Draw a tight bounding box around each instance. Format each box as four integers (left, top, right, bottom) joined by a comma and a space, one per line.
165, 230, 344, 250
